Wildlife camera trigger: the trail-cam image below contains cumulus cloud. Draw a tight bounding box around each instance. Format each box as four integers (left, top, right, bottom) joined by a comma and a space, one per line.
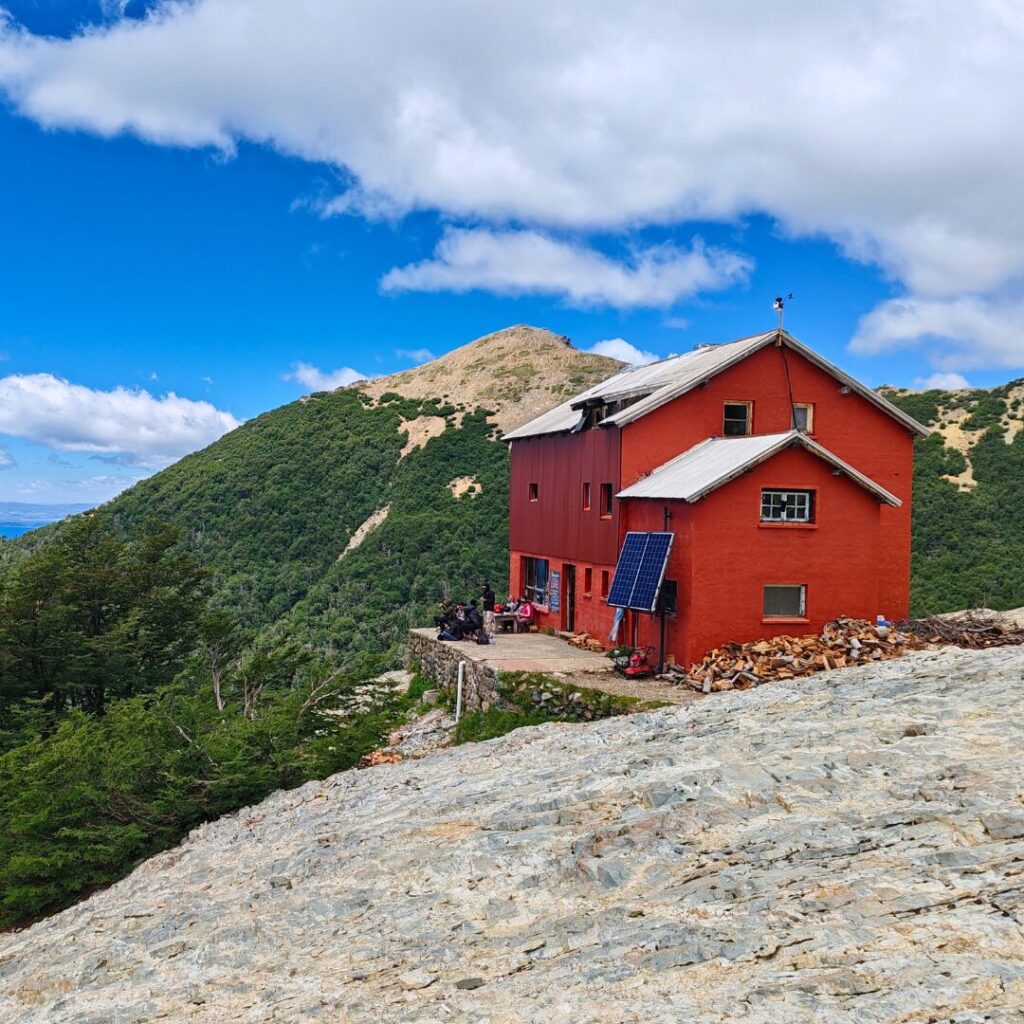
0, 374, 240, 467
586, 338, 658, 365
1, 2, 1023, 295
381, 229, 750, 308
4, 2, 1024, 361
284, 362, 368, 391
913, 372, 971, 390
0, 445, 14, 469
395, 348, 435, 364
851, 295, 1024, 372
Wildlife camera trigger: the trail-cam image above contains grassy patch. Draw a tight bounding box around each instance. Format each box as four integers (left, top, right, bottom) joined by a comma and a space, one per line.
452, 672, 664, 745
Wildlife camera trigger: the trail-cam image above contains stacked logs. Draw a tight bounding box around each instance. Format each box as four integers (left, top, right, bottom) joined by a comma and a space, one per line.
672, 617, 925, 694
566, 631, 607, 653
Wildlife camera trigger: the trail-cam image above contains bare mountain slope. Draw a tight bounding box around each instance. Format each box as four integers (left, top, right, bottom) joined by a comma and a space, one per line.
3, 645, 1023, 1022
357, 324, 623, 433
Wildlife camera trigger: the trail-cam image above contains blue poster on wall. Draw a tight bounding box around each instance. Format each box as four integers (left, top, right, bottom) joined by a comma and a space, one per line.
548, 570, 561, 612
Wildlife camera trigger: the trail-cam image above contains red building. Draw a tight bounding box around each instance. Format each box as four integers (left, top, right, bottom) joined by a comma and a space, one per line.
504, 329, 929, 670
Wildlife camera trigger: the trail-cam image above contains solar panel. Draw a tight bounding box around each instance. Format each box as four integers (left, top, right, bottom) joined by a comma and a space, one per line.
608, 531, 674, 612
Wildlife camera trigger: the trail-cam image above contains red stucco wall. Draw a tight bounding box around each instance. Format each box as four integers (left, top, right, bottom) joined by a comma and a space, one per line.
619, 343, 914, 619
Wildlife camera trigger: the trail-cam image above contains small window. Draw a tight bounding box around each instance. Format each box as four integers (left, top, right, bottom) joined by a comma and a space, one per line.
523, 557, 549, 604
600, 570, 610, 598
792, 403, 814, 433
723, 402, 752, 436
583, 567, 593, 595
600, 483, 613, 519
529, 482, 539, 502
761, 489, 815, 523
764, 585, 806, 618
582, 482, 591, 511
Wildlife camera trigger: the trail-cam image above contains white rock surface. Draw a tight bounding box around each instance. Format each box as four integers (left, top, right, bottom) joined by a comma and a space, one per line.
3, 646, 1024, 1023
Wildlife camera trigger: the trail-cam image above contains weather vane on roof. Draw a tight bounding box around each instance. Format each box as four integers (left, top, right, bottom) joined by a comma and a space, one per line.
773, 293, 794, 332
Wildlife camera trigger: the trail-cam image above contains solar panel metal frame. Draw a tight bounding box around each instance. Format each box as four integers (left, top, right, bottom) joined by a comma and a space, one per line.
607, 531, 674, 612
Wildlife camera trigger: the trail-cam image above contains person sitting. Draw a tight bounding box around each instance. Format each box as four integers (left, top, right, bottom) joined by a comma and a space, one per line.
435, 599, 455, 629
516, 595, 535, 632
465, 600, 483, 633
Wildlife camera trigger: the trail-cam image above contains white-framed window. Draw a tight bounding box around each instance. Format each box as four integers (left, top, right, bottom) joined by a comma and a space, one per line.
761, 489, 815, 523
723, 401, 752, 436
792, 403, 814, 433
764, 584, 806, 618
523, 556, 550, 604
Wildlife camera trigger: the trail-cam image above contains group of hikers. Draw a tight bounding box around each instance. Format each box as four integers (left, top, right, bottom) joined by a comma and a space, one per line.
435, 582, 536, 644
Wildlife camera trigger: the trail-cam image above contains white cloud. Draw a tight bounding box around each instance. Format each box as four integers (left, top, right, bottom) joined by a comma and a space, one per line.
381, 229, 750, 308
586, 338, 658, 365
851, 295, 1024, 372
395, 347, 435, 364
0, 445, 14, 469
914, 372, 971, 390
0, 373, 240, 467
284, 361, 368, 391
16, 473, 141, 502
2, 1, 1024, 302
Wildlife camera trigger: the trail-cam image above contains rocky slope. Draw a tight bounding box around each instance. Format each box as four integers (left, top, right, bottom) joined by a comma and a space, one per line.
3, 645, 1023, 1023
357, 324, 622, 434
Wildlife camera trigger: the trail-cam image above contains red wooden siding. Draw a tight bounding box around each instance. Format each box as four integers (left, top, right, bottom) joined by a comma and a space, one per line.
509, 427, 622, 566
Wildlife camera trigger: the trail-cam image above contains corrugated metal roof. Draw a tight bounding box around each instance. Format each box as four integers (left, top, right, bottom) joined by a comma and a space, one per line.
502, 329, 930, 441
616, 430, 902, 506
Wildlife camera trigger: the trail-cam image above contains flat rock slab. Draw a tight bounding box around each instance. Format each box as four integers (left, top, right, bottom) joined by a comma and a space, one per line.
3, 646, 1024, 1023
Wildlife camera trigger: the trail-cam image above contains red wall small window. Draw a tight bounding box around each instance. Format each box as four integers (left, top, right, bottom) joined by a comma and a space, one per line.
529, 482, 539, 502
600, 570, 610, 597
600, 483, 613, 519
582, 481, 591, 511
583, 567, 593, 594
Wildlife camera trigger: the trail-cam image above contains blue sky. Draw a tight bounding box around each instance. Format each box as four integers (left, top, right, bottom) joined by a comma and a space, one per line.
1, 1, 1022, 503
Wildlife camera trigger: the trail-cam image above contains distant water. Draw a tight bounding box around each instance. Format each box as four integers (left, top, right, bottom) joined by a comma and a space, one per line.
0, 524, 34, 539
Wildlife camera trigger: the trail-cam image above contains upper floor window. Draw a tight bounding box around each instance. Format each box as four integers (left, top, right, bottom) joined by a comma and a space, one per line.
792, 403, 814, 433
582, 482, 592, 511
761, 489, 815, 523
600, 483, 613, 519
529, 482, 539, 502
723, 401, 752, 436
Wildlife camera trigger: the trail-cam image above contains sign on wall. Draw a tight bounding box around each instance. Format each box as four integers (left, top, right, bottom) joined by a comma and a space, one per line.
548, 570, 561, 612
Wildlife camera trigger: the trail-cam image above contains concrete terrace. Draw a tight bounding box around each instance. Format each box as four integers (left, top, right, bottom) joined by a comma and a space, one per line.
409, 627, 613, 676
407, 628, 694, 705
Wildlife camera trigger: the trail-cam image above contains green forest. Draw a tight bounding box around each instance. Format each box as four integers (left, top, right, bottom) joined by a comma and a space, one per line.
0, 388, 511, 929
882, 380, 1024, 613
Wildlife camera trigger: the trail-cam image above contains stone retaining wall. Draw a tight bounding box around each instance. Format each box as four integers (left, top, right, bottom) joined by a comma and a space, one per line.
405, 630, 500, 711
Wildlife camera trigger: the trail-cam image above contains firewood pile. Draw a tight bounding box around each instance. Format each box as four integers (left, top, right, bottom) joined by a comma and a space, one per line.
566, 631, 607, 653
356, 750, 403, 769
896, 612, 1024, 649
672, 617, 926, 694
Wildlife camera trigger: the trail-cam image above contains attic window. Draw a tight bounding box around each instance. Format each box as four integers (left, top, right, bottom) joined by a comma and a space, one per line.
529, 482, 539, 502
600, 483, 613, 519
792, 403, 814, 432
723, 402, 752, 436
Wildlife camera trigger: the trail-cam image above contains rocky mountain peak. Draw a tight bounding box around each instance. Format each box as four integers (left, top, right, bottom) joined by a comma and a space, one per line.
356, 324, 623, 432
